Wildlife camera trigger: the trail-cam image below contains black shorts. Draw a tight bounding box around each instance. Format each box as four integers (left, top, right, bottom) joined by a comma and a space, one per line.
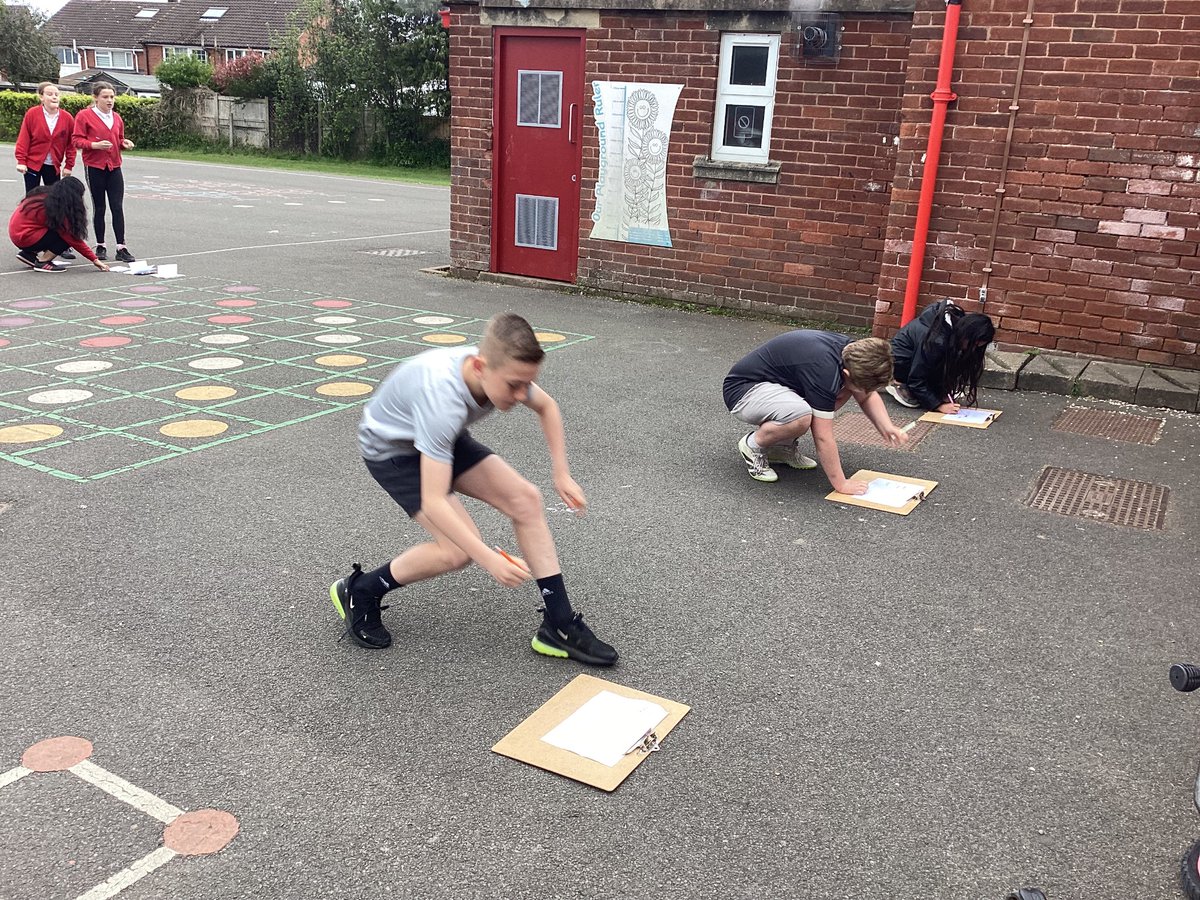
364, 431, 494, 517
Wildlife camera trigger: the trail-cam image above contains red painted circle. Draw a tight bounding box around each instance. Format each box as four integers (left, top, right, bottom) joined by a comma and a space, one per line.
22, 736, 94, 771
0, 338, 10, 348
207, 314, 254, 325
312, 299, 352, 309
80, 335, 132, 348
163, 809, 240, 855
215, 299, 257, 308
99, 315, 146, 326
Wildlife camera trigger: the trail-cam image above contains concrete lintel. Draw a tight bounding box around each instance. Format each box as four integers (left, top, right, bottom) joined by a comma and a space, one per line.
980, 349, 1032, 391
1077, 360, 1146, 403
693, 156, 782, 184
480, 7, 601, 26
1016, 354, 1090, 395
1136, 367, 1200, 412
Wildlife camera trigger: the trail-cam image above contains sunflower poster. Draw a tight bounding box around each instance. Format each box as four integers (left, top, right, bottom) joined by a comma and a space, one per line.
590, 82, 683, 247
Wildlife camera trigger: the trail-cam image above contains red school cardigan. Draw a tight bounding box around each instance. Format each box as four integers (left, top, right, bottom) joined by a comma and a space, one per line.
14, 106, 77, 172
8, 196, 100, 262
72, 106, 126, 170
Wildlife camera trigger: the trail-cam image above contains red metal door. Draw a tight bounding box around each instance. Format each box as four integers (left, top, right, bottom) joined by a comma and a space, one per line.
493, 29, 584, 283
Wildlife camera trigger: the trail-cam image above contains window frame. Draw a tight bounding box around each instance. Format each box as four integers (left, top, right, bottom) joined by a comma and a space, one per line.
54, 46, 80, 65
94, 48, 137, 70
163, 46, 207, 62
710, 32, 781, 165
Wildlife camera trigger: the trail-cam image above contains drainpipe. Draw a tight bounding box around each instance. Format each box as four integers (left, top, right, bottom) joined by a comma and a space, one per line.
899, 0, 963, 326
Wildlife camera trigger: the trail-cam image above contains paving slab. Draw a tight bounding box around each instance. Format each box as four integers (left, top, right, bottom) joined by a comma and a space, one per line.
980, 349, 1033, 390
1016, 353, 1090, 394
1136, 367, 1200, 412
1077, 360, 1146, 403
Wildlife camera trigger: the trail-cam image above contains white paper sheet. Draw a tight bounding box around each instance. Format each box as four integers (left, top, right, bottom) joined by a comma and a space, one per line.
859, 478, 925, 508
943, 408, 993, 423
541, 690, 668, 767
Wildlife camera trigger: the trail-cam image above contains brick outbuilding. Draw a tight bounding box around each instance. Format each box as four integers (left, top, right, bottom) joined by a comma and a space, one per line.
446, 0, 1199, 369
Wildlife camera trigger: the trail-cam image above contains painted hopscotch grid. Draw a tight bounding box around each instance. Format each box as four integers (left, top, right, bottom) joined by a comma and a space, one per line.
0, 276, 594, 482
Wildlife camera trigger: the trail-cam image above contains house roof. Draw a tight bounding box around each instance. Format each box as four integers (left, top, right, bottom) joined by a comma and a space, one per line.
64, 68, 163, 93
46, 0, 299, 52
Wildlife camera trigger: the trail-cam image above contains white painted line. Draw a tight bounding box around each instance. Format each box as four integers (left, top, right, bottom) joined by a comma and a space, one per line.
368, 198, 385, 202
283, 202, 302, 206
70, 759, 184, 823
328, 200, 346, 204
74, 846, 177, 900
161, 228, 450, 261
0, 765, 31, 788
232, 204, 254, 208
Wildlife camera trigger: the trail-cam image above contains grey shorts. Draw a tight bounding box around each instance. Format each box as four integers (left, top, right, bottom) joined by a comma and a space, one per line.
729, 382, 813, 426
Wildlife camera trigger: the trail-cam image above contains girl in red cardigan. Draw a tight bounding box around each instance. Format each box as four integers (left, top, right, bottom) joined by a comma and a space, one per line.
9, 178, 110, 273
14, 82, 77, 194
72, 82, 136, 263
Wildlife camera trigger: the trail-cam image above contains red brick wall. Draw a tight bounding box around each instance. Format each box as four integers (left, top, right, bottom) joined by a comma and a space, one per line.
448, 6, 912, 328
876, 0, 1200, 369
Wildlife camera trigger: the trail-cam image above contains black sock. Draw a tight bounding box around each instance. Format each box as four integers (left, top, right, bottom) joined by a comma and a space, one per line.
536, 573, 574, 627
357, 562, 401, 601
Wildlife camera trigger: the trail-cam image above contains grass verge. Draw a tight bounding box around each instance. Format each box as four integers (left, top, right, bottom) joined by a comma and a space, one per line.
127, 148, 450, 185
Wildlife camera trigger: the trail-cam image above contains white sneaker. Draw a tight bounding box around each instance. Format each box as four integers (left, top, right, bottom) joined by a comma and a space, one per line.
886, 384, 920, 408
766, 441, 818, 470
737, 434, 778, 483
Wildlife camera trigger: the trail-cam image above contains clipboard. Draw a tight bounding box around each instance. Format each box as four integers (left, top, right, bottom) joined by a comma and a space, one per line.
918, 408, 1002, 429
492, 674, 690, 791
824, 469, 938, 516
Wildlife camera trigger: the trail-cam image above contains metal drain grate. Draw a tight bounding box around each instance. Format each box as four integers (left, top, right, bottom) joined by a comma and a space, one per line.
833, 412, 933, 451
1023, 466, 1168, 529
1052, 407, 1164, 445
357, 248, 430, 258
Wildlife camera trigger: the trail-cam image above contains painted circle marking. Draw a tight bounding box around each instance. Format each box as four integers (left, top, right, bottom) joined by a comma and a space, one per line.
10, 299, 54, 310
22, 736, 94, 772
314, 334, 361, 345
29, 389, 93, 404
0, 338, 11, 348
314, 315, 357, 325
413, 315, 453, 325
316, 382, 373, 397
164, 809, 239, 856
422, 333, 466, 344
117, 299, 159, 308
0, 316, 36, 327
56, 360, 112, 373
160, 419, 229, 438
176, 385, 237, 401
200, 334, 249, 346
99, 315, 146, 326
535, 332, 566, 343
0, 424, 64, 444
313, 299, 352, 309
215, 298, 257, 308
188, 357, 243, 370
207, 314, 254, 325
129, 285, 169, 294
222, 285, 259, 293
80, 335, 132, 348
315, 354, 367, 367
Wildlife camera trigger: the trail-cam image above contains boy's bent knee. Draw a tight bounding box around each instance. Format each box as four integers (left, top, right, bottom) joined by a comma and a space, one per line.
507, 479, 544, 522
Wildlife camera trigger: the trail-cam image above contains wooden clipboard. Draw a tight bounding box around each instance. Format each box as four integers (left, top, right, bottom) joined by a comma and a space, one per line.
492, 674, 690, 791
824, 469, 938, 516
918, 408, 1002, 429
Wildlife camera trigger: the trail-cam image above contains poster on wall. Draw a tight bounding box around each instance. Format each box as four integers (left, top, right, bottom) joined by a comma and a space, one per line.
590, 81, 683, 247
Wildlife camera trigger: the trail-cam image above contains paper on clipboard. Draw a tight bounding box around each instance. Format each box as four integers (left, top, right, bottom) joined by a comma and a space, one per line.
824, 469, 938, 516
541, 690, 667, 767
920, 408, 1002, 428
859, 478, 926, 508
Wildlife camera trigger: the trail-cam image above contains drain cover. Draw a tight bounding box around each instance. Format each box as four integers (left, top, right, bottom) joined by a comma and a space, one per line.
1024, 466, 1168, 529
833, 412, 933, 451
1052, 407, 1163, 444
358, 248, 430, 258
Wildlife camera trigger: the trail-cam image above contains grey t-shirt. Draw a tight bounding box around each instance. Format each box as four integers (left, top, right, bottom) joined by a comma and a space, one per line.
358, 345, 493, 462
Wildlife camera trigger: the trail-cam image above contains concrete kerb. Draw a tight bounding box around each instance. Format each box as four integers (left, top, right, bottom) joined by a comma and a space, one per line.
984, 350, 1200, 412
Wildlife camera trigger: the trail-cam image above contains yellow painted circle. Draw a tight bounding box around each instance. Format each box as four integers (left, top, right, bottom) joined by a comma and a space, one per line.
176, 385, 238, 401
535, 332, 566, 343
160, 419, 229, 438
316, 382, 373, 397
315, 354, 367, 367
422, 333, 466, 344
0, 424, 63, 444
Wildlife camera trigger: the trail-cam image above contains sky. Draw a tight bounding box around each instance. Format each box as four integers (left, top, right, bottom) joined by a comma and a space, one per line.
20, 0, 69, 17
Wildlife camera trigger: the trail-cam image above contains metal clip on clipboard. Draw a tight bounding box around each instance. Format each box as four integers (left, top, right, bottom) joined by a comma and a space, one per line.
626, 729, 661, 756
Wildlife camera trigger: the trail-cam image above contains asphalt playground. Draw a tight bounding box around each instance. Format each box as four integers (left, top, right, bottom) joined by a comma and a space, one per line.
1, 151, 1198, 900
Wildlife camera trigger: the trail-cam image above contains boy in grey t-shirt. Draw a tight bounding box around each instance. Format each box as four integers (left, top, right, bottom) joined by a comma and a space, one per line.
330, 313, 617, 667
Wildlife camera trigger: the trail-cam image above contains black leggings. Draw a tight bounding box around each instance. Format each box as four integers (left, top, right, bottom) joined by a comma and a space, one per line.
21, 230, 71, 257
23, 165, 60, 194
85, 165, 125, 245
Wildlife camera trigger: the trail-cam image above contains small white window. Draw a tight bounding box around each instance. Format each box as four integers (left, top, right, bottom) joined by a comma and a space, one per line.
135, 9, 158, 18
225, 48, 248, 61
201, 7, 227, 19
95, 49, 136, 70
711, 33, 780, 164
55, 46, 80, 65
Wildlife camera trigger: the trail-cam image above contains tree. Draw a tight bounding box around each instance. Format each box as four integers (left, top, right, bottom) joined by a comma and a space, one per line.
154, 55, 215, 90
0, 3, 59, 84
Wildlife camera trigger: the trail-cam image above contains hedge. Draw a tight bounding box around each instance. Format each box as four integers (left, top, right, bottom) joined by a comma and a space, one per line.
0, 90, 171, 149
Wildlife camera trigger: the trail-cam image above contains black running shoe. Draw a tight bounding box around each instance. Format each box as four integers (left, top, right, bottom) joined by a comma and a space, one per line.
16, 250, 37, 269
59, 248, 76, 260
114, 247, 135, 263
329, 563, 392, 650
532, 612, 618, 666
94, 246, 107, 261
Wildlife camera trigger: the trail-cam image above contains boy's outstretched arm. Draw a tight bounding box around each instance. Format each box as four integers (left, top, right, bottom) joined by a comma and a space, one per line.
523, 384, 587, 513
418, 455, 531, 586
857, 389, 909, 447
811, 416, 868, 495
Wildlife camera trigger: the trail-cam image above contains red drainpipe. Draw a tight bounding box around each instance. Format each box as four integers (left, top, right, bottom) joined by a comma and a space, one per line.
899, 0, 963, 326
